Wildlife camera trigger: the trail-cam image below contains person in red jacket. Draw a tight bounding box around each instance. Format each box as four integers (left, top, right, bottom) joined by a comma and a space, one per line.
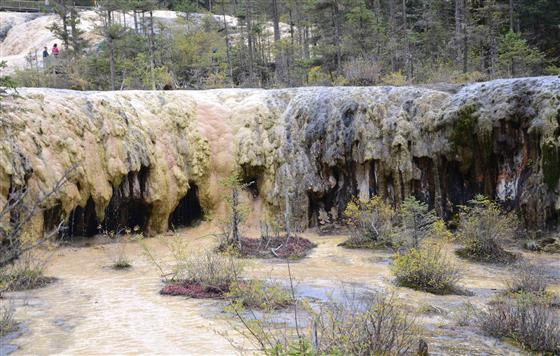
51, 43, 59, 56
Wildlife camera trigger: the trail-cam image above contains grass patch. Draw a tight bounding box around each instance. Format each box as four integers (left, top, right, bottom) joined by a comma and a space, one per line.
0, 303, 15, 337
228, 280, 294, 310
112, 257, 132, 270
159, 249, 244, 299
338, 239, 391, 250
480, 262, 559, 354
161, 282, 228, 298
525, 236, 560, 253
103, 229, 138, 270
219, 236, 316, 259
0, 256, 55, 292
156, 244, 294, 308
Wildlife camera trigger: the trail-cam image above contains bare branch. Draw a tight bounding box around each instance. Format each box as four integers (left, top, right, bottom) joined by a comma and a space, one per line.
0, 164, 79, 268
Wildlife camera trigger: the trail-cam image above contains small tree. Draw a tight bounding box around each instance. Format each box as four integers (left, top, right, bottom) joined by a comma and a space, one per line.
0, 301, 15, 336
498, 31, 544, 77
47, 1, 87, 53
397, 197, 438, 249
219, 174, 252, 250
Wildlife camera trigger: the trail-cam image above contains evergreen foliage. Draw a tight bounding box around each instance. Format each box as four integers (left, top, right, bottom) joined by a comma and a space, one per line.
13, 0, 560, 90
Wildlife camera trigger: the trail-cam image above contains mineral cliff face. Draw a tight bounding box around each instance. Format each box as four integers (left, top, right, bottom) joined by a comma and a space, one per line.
1, 76, 559, 239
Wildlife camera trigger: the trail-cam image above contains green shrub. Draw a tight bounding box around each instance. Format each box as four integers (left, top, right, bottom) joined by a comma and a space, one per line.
343, 196, 395, 248
391, 240, 462, 294
313, 293, 418, 355
480, 292, 560, 354
232, 291, 419, 355
456, 195, 517, 263
381, 71, 407, 86
507, 262, 548, 295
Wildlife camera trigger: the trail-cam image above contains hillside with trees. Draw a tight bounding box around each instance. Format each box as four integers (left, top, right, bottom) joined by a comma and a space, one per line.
7, 0, 560, 90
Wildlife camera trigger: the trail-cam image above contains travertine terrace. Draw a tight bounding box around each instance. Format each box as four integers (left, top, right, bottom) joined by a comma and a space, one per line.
1, 76, 559, 239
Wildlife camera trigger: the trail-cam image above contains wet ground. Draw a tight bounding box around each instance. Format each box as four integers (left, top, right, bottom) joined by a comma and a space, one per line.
2, 224, 559, 355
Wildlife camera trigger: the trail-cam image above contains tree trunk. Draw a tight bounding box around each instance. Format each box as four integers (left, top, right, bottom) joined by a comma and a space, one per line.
148, 11, 156, 90
69, 5, 80, 53
108, 37, 115, 90
303, 25, 310, 59
333, 1, 342, 75
284, 183, 291, 239
133, 10, 138, 33
246, 0, 255, 85
462, 0, 468, 73
374, 0, 381, 58
231, 186, 241, 249
455, 0, 462, 69
388, 0, 398, 71
221, 0, 234, 87
402, 0, 411, 78
62, 12, 69, 50
272, 0, 284, 84
509, 0, 514, 32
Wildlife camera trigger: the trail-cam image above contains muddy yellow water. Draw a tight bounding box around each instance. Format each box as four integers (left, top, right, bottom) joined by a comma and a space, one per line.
3, 224, 559, 355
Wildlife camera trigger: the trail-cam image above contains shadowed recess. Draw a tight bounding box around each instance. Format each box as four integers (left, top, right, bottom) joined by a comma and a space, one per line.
66, 197, 99, 237
104, 167, 151, 233
169, 182, 203, 229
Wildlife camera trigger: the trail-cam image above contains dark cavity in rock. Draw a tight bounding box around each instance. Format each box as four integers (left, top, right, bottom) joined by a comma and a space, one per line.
169, 182, 203, 229
65, 197, 99, 237
103, 167, 151, 233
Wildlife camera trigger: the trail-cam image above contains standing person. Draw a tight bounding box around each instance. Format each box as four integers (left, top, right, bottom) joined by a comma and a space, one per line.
51, 43, 59, 57
42, 46, 50, 68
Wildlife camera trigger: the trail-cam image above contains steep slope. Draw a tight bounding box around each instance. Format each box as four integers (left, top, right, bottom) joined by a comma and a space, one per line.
1, 77, 559, 239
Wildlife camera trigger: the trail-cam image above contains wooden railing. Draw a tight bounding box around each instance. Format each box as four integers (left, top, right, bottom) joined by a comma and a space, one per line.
0, 0, 45, 12
0, 0, 95, 12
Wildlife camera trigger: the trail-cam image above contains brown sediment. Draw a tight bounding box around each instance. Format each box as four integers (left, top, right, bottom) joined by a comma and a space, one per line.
160, 282, 228, 298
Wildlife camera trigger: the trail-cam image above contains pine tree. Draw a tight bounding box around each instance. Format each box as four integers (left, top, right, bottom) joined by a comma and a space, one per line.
498, 31, 544, 77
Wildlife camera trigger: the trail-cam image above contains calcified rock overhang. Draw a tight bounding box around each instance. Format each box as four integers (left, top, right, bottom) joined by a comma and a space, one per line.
1, 76, 559, 238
